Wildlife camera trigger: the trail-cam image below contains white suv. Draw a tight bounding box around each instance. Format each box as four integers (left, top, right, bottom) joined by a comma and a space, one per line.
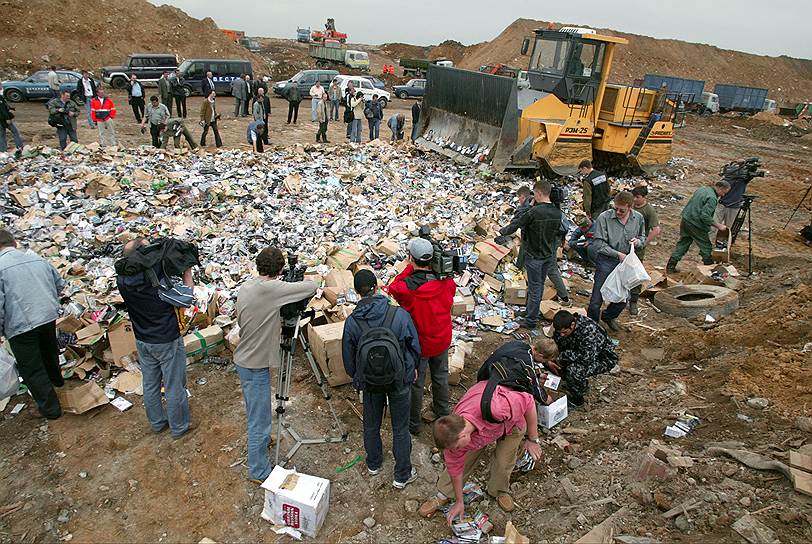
334, 75, 390, 108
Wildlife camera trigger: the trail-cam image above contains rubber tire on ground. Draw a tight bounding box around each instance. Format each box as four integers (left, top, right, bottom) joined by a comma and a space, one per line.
4, 89, 24, 102
398, 91, 408, 99
653, 284, 739, 320
110, 76, 128, 90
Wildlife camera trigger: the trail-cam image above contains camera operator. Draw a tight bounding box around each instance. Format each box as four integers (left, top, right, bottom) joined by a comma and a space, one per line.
713, 158, 763, 236
388, 238, 457, 435
233, 246, 318, 484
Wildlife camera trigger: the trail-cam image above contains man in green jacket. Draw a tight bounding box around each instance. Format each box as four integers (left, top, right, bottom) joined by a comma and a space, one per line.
667, 181, 730, 272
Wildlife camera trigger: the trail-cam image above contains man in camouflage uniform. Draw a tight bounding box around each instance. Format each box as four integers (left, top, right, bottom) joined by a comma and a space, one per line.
551, 311, 618, 407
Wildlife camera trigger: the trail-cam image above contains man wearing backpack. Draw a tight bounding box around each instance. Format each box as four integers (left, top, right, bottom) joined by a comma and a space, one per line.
342, 270, 422, 489
551, 310, 618, 408
419, 345, 543, 522
365, 95, 383, 141
388, 238, 457, 435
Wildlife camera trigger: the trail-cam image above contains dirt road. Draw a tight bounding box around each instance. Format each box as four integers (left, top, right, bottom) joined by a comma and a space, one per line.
0, 113, 810, 543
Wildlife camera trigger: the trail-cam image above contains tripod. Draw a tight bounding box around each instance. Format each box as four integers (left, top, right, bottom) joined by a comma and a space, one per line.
783, 183, 812, 229
273, 311, 348, 467
729, 195, 755, 276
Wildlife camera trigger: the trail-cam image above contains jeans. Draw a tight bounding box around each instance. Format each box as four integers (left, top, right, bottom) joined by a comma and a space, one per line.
588, 254, 626, 322
363, 387, 412, 482
368, 118, 380, 140
524, 255, 568, 325
8, 321, 63, 418
330, 98, 340, 121
56, 123, 78, 150
130, 97, 145, 122
311, 98, 319, 121
237, 366, 273, 481
97, 119, 116, 147
83, 97, 95, 127
0, 121, 24, 152
350, 119, 362, 143
136, 337, 190, 437
200, 121, 222, 147
410, 350, 450, 433
287, 102, 299, 123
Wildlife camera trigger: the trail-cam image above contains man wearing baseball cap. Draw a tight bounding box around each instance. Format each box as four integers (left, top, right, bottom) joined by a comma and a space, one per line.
342, 269, 422, 488
388, 238, 457, 435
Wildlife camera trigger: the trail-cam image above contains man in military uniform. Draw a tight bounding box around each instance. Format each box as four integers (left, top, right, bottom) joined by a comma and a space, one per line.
551, 310, 618, 407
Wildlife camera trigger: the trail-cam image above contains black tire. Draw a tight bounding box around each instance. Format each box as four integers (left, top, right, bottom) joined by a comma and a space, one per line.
378, 97, 388, 109
398, 91, 408, 99
183, 85, 193, 98
110, 76, 127, 90
4, 89, 24, 103
653, 285, 739, 319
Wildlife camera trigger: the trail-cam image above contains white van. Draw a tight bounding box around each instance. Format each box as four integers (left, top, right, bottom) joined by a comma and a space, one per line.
334, 75, 391, 108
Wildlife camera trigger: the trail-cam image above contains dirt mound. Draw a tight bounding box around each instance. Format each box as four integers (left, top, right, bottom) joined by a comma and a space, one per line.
1, 0, 267, 75
379, 43, 429, 61
752, 112, 790, 126
429, 40, 470, 64
458, 18, 812, 103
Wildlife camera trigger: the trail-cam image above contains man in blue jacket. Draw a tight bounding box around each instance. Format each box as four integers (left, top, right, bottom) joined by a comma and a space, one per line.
342, 269, 421, 489
0, 230, 65, 419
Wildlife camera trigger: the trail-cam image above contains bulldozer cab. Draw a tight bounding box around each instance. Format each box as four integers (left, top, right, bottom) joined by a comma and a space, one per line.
525, 29, 609, 106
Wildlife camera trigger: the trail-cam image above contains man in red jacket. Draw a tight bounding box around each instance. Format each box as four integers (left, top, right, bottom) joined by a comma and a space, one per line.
388, 238, 456, 435
90, 87, 117, 147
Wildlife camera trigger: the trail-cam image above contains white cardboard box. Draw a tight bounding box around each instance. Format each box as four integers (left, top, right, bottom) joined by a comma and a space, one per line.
538, 394, 568, 429
261, 466, 331, 538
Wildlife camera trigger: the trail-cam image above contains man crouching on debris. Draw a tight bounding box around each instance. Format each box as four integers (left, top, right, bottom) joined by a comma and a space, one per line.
551, 310, 618, 408
419, 370, 542, 522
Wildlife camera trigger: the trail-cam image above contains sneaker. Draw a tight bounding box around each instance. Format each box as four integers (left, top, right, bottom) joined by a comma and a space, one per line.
418, 496, 448, 518
496, 494, 515, 512
367, 466, 382, 476
519, 318, 538, 330
393, 467, 418, 489
628, 301, 639, 316
558, 297, 573, 308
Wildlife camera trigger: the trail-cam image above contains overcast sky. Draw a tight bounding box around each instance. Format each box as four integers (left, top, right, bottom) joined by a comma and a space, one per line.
149, 0, 809, 59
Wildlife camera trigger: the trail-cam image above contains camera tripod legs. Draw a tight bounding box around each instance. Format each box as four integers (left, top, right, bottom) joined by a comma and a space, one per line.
273, 322, 348, 468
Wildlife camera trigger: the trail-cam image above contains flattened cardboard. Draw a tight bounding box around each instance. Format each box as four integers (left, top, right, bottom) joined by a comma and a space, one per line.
307, 321, 351, 387
375, 239, 400, 257
56, 381, 110, 414
107, 319, 137, 366
75, 322, 104, 346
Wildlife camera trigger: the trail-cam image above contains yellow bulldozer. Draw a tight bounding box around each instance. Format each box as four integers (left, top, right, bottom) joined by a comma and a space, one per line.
416, 27, 680, 175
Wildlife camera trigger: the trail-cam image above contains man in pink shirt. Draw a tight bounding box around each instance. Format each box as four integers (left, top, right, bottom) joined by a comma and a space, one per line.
419, 380, 542, 523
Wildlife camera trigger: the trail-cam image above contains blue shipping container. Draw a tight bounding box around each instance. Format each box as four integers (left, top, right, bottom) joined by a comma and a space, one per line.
713, 84, 769, 112
642, 74, 705, 104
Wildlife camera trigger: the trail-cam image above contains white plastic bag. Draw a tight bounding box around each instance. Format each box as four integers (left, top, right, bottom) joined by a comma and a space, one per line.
0, 344, 20, 401
600, 245, 651, 303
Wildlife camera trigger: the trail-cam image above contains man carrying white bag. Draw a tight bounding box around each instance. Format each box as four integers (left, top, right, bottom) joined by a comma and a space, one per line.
588, 191, 649, 332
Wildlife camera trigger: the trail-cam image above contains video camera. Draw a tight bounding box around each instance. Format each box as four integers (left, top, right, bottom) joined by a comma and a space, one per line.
418, 226, 468, 280
721, 157, 766, 180
279, 252, 313, 332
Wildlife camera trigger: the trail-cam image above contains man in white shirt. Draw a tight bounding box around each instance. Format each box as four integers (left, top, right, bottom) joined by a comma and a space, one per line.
310, 81, 324, 122
75, 70, 97, 128
47, 66, 60, 98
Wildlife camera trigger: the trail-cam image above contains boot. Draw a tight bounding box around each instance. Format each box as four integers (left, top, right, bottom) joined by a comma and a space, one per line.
666, 258, 678, 273
628, 301, 639, 316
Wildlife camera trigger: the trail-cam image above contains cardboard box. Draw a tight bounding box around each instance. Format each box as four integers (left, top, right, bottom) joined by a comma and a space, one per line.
540, 300, 587, 321
56, 315, 87, 334
107, 319, 137, 366
184, 326, 225, 362
483, 275, 504, 293
474, 241, 510, 275
504, 279, 528, 305
325, 245, 362, 270
56, 381, 110, 414
307, 321, 351, 387
452, 293, 475, 316
375, 239, 400, 257
324, 269, 354, 292
261, 467, 330, 538
448, 341, 472, 385
75, 322, 104, 346
538, 393, 568, 429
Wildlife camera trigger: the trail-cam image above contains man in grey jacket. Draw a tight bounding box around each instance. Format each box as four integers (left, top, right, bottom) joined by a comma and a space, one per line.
231, 74, 248, 118
0, 230, 66, 419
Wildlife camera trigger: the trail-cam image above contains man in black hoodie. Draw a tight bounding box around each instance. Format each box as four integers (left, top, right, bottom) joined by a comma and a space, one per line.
342, 269, 422, 489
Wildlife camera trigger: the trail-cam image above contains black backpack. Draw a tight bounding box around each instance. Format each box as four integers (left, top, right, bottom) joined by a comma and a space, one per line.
355, 305, 406, 393
343, 105, 354, 123
476, 343, 544, 423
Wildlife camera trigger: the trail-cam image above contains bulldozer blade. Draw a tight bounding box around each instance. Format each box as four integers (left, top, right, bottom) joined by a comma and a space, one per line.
415, 65, 519, 172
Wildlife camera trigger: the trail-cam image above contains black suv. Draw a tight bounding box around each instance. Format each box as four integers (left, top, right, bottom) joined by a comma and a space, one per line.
102, 53, 178, 89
